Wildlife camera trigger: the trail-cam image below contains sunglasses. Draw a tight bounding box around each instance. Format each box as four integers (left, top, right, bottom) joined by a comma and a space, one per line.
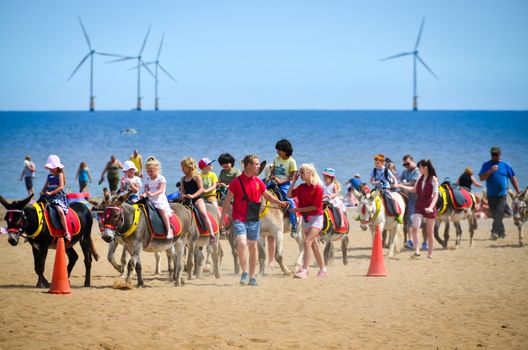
491, 153, 501, 157
402, 162, 411, 167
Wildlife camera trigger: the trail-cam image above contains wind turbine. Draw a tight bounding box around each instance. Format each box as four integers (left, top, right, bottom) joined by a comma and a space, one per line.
380, 17, 438, 111
68, 16, 126, 111
143, 33, 177, 111
108, 26, 155, 111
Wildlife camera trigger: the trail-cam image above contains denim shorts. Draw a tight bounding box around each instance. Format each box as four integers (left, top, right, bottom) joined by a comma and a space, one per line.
232, 220, 260, 241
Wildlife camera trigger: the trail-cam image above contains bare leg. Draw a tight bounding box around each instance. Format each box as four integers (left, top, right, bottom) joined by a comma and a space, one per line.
303, 228, 324, 270
425, 218, 435, 257
237, 234, 248, 274
248, 240, 258, 279
196, 199, 215, 239
56, 206, 70, 240
159, 210, 173, 238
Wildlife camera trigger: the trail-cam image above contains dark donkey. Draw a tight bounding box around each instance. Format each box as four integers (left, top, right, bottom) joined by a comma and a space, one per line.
0, 194, 98, 288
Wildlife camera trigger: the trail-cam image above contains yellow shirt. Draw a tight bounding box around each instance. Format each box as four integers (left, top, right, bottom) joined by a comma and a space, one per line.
201, 172, 218, 197
130, 154, 142, 174
273, 156, 297, 181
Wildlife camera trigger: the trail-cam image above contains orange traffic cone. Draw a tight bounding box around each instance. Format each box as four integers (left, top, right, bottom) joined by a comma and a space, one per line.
48, 237, 71, 294
367, 225, 387, 277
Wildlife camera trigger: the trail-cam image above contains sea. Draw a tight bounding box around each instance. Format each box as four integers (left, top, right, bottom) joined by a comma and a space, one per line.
0, 110, 526, 199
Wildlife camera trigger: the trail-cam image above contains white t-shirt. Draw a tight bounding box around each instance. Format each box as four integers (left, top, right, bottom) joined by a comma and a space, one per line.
124, 175, 142, 194
144, 174, 171, 215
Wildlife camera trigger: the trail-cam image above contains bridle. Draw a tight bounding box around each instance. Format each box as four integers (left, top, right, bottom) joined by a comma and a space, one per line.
102, 206, 125, 235
358, 199, 374, 225
512, 199, 526, 225
5, 208, 30, 240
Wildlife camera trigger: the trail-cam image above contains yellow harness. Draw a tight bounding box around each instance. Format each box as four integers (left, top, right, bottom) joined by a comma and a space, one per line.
438, 186, 448, 215
27, 202, 45, 239
371, 195, 381, 222
123, 204, 141, 237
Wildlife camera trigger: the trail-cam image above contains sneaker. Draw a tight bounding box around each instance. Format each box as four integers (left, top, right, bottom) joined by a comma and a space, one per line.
294, 268, 308, 279
411, 252, 420, 258
421, 242, 428, 250
239, 272, 249, 285
64, 232, 71, 241
167, 230, 174, 239
248, 277, 258, 286
407, 240, 414, 249
490, 233, 498, 241
290, 230, 298, 239
209, 235, 217, 245
316, 268, 328, 278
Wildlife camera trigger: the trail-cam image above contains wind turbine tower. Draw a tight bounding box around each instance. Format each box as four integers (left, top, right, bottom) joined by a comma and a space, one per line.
144, 33, 177, 111
380, 17, 438, 111
108, 26, 155, 111
68, 16, 126, 111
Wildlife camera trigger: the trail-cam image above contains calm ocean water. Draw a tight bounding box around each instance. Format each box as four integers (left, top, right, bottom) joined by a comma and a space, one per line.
0, 110, 526, 199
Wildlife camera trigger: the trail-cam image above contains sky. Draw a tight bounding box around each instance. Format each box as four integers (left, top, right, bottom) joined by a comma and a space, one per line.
0, 0, 527, 111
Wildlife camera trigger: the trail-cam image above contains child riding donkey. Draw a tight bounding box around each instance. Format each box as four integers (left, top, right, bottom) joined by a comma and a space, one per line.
370, 154, 403, 224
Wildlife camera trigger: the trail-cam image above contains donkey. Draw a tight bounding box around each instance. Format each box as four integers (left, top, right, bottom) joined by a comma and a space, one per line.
318, 201, 350, 266
354, 189, 405, 257
100, 193, 192, 287
434, 183, 477, 249
509, 187, 527, 247
0, 194, 97, 288
183, 201, 222, 280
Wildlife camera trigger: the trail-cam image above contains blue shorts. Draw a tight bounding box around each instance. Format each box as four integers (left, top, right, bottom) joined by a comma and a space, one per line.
232, 220, 260, 241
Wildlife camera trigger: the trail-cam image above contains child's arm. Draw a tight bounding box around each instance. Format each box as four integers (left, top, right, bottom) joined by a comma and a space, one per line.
128, 178, 140, 193
203, 176, 217, 193
179, 177, 186, 195
119, 177, 126, 192
286, 172, 299, 198
148, 181, 166, 197
330, 185, 339, 199
40, 178, 48, 196
46, 173, 65, 195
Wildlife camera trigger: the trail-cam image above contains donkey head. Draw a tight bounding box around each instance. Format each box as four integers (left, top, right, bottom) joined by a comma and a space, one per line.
509, 188, 528, 226
0, 194, 34, 246
356, 189, 379, 231
100, 190, 132, 243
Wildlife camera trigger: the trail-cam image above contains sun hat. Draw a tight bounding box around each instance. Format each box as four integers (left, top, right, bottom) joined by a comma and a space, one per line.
44, 155, 64, 169
198, 158, 215, 170
123, 160, 138, 172
322, 167, 336, 177
490, 146, 501, 154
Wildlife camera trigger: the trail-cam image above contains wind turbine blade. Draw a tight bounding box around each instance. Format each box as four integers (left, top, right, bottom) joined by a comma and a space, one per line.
156, 32, 165, 60
379, 52, 413, 61
143, 61, 155, 65
139, 25, 152, 56
141, 60, 156, 79
78, 16, 92, 50
107, 56, 135, 64
67, 52, 92, 81
127, 65, 139, 71
414, 17, 425, 51
159, 64, 177, 83
417, 55, 438, 79
96, 52, 129, 58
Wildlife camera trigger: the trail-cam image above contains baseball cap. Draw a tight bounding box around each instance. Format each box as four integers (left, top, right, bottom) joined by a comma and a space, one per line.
490, 146, 501, 154
198, 158, 215, 169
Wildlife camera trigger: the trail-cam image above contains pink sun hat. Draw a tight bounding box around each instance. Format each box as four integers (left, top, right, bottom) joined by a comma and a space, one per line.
44, 155, 64, 169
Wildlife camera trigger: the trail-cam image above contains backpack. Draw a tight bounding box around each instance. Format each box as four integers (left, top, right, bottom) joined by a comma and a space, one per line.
372, 167, 393, 186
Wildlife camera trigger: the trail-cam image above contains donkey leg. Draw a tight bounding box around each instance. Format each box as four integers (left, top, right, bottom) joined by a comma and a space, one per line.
228, 229, 239, 275
387, 228, 396, 257
186, 244, 194, 280
80, 236, 93, 287
274, 231, 289, 275
519, 226, 524, 247
434, 220, 445, 248
135, 257, 144, 287
65, 247, 79, 277
468, 215, 475, 248
454, 221, 462, 249
212, 244, 221, 279
107, 240, 122, 274
154, 252, 162, 276
33, 245, 50, 288
166, 250, 174, 281
341, 235, 349, 265
194, 247, 204, 279
174, 240, 185, 286
323, 238, 332, 266
256, 235, 266, 276
126, 248, 141, 285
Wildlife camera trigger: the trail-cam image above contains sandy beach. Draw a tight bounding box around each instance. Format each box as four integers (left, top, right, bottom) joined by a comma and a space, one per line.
0, 206, 526, 350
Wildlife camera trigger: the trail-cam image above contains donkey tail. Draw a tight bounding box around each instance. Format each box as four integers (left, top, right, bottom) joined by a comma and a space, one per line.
89, 235, 100, 261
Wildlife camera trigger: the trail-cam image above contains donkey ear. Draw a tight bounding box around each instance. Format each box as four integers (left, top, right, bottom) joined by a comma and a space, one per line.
256, 160, 267, 176
19, 194, 34, 208
521, 187, 528, 202
371, 189, 380, 199
117, 191, 131, 204
0, 195, 11, 209
353, 188, 362, 200
508, 188, 516, 200
103, 188, 111, 202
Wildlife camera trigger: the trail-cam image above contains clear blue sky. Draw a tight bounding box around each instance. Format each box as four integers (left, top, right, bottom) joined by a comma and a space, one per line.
1, 0, 527, 110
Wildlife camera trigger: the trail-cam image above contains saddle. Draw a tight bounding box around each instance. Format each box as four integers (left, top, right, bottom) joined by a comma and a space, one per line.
43, 203, 81, 238
322, 203, 349, 235
381, 191, 402, 217
442, 182, 474, 210
266, 182, 286, 202
184, 202, 219, 236
139, 200, 182, 239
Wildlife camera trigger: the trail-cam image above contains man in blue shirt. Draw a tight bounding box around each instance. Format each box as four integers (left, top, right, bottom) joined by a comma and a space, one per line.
479, 146, 520, 239
399, 154, 421, 248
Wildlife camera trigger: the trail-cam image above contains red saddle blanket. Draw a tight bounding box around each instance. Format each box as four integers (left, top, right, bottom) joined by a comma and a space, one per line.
381, 195, 403, 217
192, 211, 219, 236
324, 208, 349, 234
152, 214, 183, 239
44, 207, 81, 238
447, 186, 474, 209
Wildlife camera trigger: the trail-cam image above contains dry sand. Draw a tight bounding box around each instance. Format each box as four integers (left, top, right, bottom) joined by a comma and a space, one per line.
0, 206, 526, 350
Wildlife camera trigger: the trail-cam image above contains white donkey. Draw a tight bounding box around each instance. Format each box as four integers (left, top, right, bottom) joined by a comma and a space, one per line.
509, 187, 527, 247
354, 189, 405, 257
